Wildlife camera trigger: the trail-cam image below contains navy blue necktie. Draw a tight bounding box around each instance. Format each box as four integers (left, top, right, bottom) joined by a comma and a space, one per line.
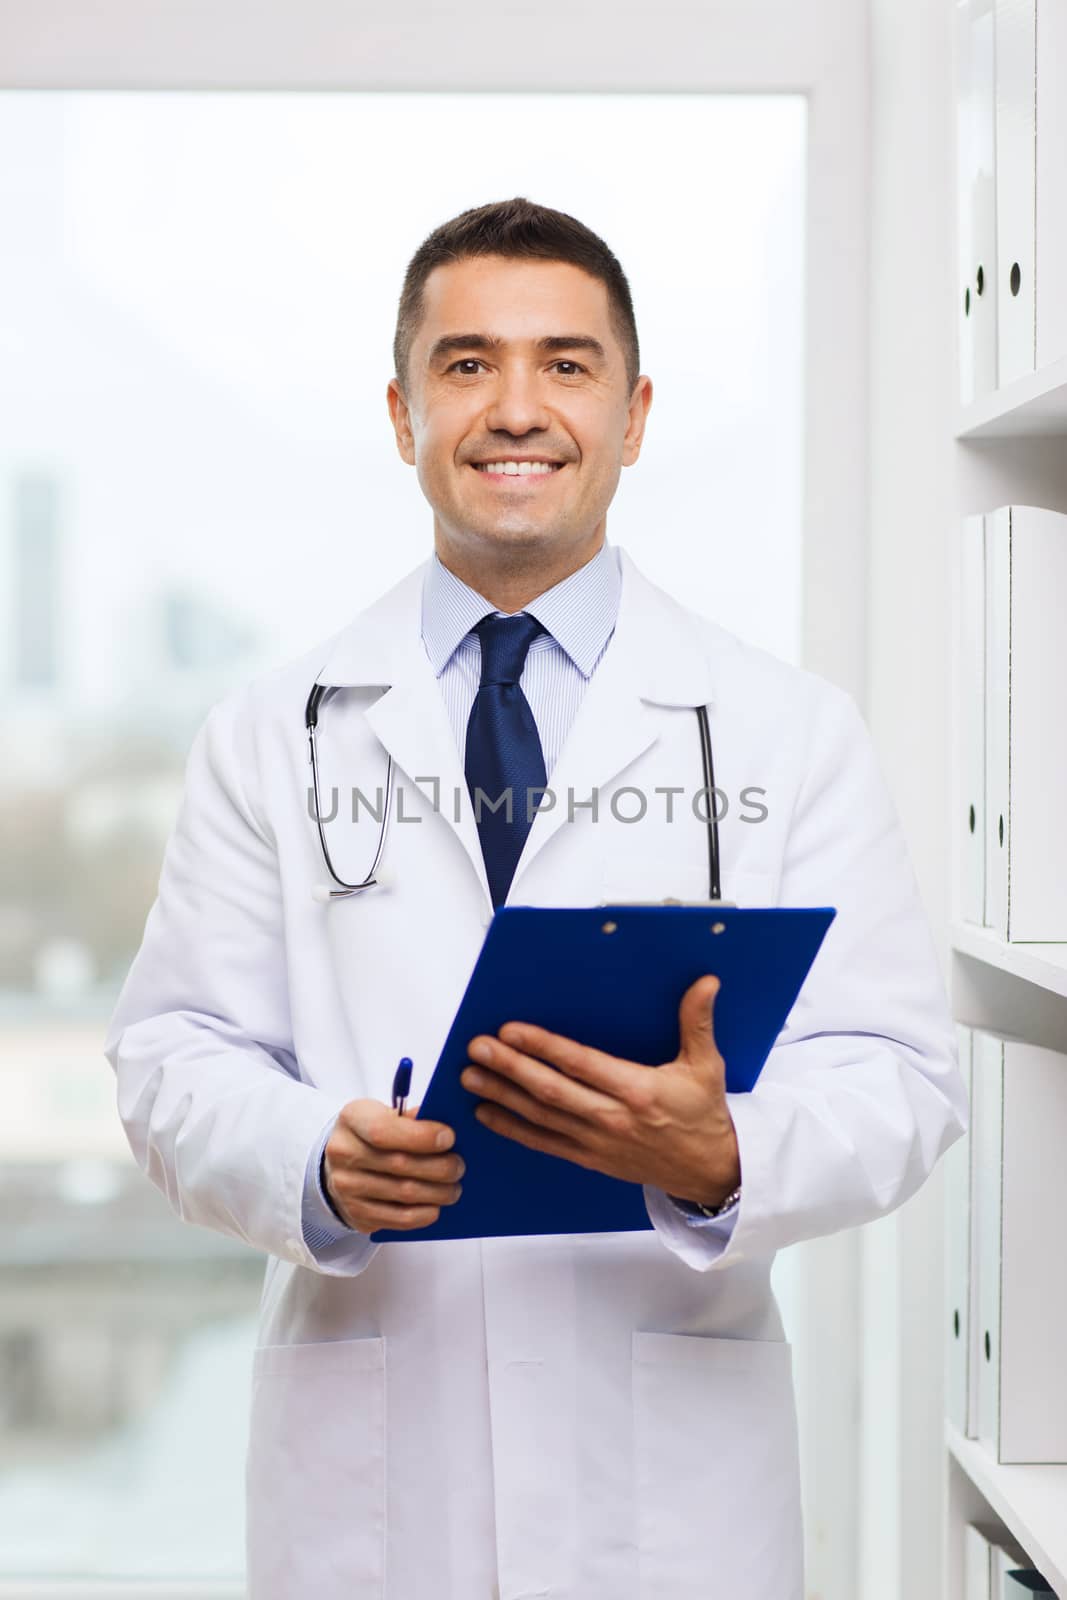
464, 612, 549, 908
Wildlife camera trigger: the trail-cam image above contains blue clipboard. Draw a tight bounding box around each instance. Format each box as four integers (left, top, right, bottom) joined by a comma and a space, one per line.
371, 902, 835, 1244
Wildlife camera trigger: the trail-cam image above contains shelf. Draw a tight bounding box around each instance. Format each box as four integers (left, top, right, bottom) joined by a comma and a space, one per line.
951, 922, 1067, 999
947, 1423, 1067, 1595
957, 356, 1067, 439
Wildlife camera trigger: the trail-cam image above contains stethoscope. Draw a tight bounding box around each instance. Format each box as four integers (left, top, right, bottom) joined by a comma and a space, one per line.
305, 683, 722, 903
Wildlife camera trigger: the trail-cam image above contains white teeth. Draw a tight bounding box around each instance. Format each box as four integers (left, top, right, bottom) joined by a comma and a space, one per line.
475, 461, 560, 476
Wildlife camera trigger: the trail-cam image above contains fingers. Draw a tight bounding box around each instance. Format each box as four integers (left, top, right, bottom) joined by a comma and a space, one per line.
475, 1102, 591, 1166
677, 974, 724, 1069
480, 1024, 639, 1099
325, 1151, 463, 1233
355, 1146, 466, 1183
346, 1170, 463, 1209
322, 1100, 466, 1235
680, 972, 721, 1019
461, 1062, 593, 1139
347, 1199, 445, 1235
345, 1098, 456, 1153
465, 1035, 625, 1119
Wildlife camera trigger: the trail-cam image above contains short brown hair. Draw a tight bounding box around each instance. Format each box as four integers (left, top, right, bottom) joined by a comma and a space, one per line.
393, 197, 640, 398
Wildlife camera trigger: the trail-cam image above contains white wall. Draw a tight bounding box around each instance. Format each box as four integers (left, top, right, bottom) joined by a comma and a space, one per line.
863, 2, 955, 1595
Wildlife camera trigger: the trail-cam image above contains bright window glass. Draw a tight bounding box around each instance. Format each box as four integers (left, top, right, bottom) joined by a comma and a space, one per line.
0, 90, 805, 1581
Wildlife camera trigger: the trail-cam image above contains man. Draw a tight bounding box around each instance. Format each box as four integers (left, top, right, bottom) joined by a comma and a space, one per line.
104, 197, 967, 1599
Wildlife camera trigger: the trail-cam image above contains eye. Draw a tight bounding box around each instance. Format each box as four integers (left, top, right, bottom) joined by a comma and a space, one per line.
445, 359, 586, 377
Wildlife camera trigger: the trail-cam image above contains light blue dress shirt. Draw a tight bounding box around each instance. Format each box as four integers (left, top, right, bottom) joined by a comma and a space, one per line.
301, 540, 738, 1254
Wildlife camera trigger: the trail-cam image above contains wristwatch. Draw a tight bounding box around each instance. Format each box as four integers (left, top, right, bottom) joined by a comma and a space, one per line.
670, 1184, 742, 1219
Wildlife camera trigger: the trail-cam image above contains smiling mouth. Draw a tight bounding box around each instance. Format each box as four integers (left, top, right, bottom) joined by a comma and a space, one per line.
470, 463, 566, 485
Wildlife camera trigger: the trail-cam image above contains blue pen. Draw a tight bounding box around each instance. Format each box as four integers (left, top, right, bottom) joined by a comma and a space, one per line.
391, 1056, 413, 1116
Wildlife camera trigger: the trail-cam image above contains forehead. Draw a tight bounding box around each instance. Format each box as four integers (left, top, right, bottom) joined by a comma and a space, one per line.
416, 255, 614, 342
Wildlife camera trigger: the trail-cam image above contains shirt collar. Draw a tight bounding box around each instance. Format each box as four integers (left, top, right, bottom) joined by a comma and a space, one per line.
421, 540, 622, 680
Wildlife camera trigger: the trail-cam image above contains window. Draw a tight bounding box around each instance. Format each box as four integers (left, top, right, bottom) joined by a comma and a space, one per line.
0, 89, 805, 1583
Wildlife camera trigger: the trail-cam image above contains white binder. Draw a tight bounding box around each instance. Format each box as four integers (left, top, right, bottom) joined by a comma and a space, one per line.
964, 1525, 1033, 1599
984, 508, 1010, 937
1036, 0, 1067, 368
959, 516, 986, 925
964, 1523, 992, 1600
974, 1031, 1067, 1462
946, 1024, 976, 1436
957, 0, 998, 401
984, 506, 1067, 942
994, 0, 1037, 384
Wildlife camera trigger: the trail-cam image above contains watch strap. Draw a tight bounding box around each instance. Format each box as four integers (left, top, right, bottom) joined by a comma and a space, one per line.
670, 1184, 742, 1219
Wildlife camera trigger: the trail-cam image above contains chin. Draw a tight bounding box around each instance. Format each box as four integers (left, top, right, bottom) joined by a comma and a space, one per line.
462, 520, 559, 549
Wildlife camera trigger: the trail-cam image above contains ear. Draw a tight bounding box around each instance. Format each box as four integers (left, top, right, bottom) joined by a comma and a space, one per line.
387, 377, 417, 466
621, 375, 653, 468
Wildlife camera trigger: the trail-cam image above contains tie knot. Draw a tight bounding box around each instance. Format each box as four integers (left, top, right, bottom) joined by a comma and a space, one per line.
474, 612, 545, 687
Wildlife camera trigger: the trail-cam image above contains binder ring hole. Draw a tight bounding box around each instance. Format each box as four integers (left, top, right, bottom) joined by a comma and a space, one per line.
998, 814, 1004, 848
984, 1330, 991, 1362
968, 804, 975, 835
710, 922, 726, 935
953, 1309, 960, 1340
975, 264, 984, 297
601, 920, 618, 935
964, 286, 971, 317
1010, 262, 1021, 297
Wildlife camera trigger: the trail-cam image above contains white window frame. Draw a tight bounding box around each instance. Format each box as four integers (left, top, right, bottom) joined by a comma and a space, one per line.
0, 6, 870, 1599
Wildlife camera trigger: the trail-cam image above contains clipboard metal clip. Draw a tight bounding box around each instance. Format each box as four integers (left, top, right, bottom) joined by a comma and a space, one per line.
597, 897, 739, 908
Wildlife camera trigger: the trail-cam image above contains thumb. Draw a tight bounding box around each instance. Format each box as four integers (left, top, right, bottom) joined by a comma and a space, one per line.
676, 974, 722, 1070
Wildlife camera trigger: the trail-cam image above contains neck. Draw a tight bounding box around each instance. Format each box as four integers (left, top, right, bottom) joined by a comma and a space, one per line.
433, 533, 606, 612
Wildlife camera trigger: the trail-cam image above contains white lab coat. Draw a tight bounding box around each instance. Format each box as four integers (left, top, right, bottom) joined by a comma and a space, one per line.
104, 547, 966, 1600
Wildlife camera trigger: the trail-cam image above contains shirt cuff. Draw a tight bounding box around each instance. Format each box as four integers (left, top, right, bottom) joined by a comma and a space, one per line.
643, 1183, 743, 1268
301, 1116, 357, 1252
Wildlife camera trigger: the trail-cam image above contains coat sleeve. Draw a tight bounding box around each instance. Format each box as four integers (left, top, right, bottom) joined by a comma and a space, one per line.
102, 689, 377, 1276
655, 680, 968, 1274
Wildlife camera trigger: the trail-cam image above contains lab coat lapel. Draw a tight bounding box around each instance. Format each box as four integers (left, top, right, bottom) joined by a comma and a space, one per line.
311, 547, 718, 907
509, 548, 717, 894
366, 648, 493, 904
311, 562, 492, 905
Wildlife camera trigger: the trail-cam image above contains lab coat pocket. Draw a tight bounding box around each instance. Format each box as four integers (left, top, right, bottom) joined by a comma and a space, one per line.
632, 1331, 803, 1600
246, 1335, 386, 1599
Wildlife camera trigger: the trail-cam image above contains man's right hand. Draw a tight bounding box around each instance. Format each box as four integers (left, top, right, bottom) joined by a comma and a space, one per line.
322, 1100, 464, 1234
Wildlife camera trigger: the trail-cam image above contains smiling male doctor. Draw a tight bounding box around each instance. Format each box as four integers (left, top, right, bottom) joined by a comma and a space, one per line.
105, 197, 967, 1599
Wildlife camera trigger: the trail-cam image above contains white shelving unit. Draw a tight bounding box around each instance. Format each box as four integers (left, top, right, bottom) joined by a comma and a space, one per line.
952, 923, 1067, 1002
947, 3, 1067, 1592
947, 1423, 1067, 1595
957, 354, 1067, 439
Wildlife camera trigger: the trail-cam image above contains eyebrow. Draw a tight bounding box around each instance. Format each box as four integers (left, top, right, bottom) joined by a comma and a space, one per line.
427, 333, 608, 368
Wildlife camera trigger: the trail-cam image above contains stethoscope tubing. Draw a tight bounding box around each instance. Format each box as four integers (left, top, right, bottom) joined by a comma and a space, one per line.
306, 684, 394, 900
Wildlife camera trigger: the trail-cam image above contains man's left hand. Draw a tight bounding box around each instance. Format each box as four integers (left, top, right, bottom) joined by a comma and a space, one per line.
460, 973, 740, 1210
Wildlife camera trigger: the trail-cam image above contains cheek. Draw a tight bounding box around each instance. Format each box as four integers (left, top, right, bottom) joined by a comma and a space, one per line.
412, 407, 462, 465
415, 440, 460, 500
566, 412, 620, 473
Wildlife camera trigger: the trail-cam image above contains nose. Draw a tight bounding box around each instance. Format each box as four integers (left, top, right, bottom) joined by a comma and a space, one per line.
483, 362, 553, 438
